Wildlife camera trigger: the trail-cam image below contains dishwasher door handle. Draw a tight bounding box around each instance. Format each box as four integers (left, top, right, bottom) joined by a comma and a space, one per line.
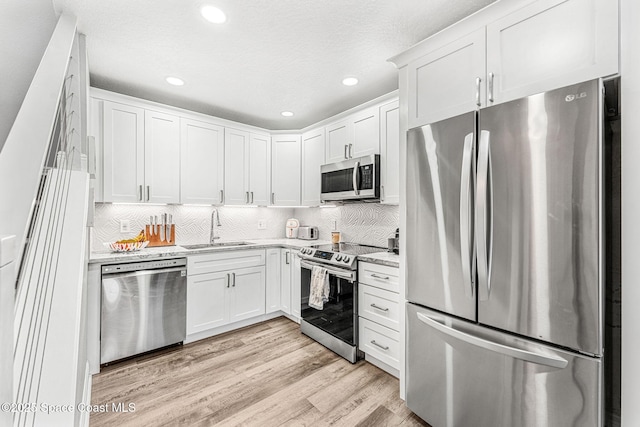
102, 266, 186, 280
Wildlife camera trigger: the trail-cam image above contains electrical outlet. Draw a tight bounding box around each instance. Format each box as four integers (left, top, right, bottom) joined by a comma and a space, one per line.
258, 219, 267, 230
332, 220, 337, 231
120, 219, 131, 233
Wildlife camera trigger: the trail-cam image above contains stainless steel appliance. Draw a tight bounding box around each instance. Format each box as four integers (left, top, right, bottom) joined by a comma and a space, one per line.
298, 226, 319, 240
406, 79, 608, 426
299, 243, 385, 362
101, 258, 187, 364
321, 154, 380, 202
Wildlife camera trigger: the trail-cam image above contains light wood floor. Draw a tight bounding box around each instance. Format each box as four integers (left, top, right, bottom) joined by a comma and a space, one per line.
90, 317, 429, 427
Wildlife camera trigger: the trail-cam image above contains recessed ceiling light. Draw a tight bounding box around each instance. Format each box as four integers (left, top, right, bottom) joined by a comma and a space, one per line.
201, 5, 227, 24
342, 77, 359, 86
281, 111, 294, 117
166, 76, 185, 86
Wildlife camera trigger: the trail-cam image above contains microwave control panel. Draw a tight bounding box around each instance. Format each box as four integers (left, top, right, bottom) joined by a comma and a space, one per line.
361, 165, 373, 190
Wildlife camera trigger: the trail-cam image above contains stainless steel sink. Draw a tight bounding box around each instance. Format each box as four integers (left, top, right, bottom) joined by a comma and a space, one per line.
181, 242, 252, 250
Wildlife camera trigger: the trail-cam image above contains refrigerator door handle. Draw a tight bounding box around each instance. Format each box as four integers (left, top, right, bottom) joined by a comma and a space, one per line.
416, 312, 568, 369
476, 130, 492, 300
459, 132, 475, 298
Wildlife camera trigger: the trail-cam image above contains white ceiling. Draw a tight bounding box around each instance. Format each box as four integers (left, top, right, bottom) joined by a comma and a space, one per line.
52, 0, 496, 130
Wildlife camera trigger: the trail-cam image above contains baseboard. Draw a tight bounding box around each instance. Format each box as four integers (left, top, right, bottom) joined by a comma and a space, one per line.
185, 311, 285, 344
365, 353, 400, 378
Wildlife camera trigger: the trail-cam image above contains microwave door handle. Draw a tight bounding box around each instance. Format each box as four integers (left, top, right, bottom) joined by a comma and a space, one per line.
352, 161, 360, 195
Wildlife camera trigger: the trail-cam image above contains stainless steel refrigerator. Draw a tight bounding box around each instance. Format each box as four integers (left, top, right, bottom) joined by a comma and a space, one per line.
406, 79, 605, 426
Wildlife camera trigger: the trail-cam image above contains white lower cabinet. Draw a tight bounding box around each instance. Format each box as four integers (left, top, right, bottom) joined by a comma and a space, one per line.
186, 250, 266, 338
265, 248, 282, 313
280, 248, 302, 320
358, 261, 400, 376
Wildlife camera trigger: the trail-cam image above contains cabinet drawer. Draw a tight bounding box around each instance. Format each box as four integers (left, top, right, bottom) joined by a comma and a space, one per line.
188, 249, 265, 276
358, 262, 399, 292
358, 284, 400, 331
359, 318, 400, 370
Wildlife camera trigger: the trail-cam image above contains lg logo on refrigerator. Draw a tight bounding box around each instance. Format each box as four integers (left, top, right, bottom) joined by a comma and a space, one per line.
565, 92, 588, 102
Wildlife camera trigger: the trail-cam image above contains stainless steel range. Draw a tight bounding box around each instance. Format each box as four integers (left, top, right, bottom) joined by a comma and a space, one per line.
298, 243, 385, 363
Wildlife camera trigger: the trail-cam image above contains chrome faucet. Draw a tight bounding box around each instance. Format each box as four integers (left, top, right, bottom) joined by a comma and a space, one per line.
210, 209, 222, 243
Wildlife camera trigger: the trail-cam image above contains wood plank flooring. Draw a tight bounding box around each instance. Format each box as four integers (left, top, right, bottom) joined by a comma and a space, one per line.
90, 317, 429, 427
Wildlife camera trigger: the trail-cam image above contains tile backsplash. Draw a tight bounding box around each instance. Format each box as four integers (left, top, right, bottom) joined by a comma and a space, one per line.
294, 203, 399, 248
92, 202, 399, 251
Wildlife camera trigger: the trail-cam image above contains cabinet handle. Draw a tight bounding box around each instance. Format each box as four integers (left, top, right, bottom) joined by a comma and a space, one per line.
488, 72, 495, 103
371, 340, 389, 351
381, 185, 385, 201
219, 190, 224, 204
138, 185, 143, 201
232, 272, 236, 287
475, 77, 482, 107
226, 273, 230, 288
370, 303, 389, 312
246, 191, 249, 204
344, 145, 349, 160
146, 185, 150, 201
271, 192, 275, 205
250, 191, 254, 204
349, 144, 353, 158
286, 251, 290, 265
371, 273, 390, 280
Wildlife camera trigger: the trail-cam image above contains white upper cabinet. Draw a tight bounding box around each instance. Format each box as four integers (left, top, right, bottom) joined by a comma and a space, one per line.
271, 135, 301, 206
301, 127, 325, 206
351, 106, 380, 158
224, 128, 250, 205
400, 0, 619, 128
380, 100, 400, 205
102, 101, 145, 203
486, 0, 618, 105
180, 118, 224, 205
248, 134, 270, 206
326, 106, 380, 163
144, 110, 181, 203
407, 28, 486, 128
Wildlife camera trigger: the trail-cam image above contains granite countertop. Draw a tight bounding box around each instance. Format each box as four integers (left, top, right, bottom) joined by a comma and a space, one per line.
89, 238, 331, 264
357, 251, 400, 268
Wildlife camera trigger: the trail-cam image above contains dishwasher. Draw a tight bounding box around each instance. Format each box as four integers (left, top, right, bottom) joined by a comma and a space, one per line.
101, 258, 187, 365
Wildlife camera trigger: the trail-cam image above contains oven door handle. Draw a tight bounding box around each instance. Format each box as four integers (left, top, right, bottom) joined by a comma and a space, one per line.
300, 260, 356, 282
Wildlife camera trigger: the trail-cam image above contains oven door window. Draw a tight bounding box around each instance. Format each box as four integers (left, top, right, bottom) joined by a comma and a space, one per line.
301, 268, 356, 345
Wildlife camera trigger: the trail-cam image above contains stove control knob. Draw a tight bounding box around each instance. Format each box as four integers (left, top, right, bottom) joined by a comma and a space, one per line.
302, 249, 307, 254
336, 255, 343, 261
343, 256, 350, 263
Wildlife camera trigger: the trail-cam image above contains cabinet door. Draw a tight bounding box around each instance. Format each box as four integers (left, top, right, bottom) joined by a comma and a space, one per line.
180, 118, 224, 205
407, 28, 486, 128
89, 98, 104, 202
301, 128, 325, 206
326, 120, 349, 163
249, 134, 270, 206
265, 248, 282, 313
271, 135, 301, 206
228, 266, 266, 323
224, 128, 250, 205
144, 110, 181, 203
380, 100, 400, 205
280, 249, 292, 315
351, 106, 380, 158
291, 253, 302, 319
187, 271, 229, 335
102, 101, 144, 202
486, 0, 618, 105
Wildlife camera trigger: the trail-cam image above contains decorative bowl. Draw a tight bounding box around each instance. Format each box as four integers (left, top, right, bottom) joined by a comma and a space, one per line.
104, 241, 149, 253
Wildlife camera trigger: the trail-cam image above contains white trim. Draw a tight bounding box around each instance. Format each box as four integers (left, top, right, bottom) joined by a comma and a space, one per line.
184, 311, 284, 344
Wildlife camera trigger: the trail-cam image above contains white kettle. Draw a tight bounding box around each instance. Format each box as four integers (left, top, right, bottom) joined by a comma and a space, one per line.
285, 218, 300, 239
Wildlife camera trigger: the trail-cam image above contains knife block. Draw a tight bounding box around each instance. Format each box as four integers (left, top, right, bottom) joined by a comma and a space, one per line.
145, 224, 176, 247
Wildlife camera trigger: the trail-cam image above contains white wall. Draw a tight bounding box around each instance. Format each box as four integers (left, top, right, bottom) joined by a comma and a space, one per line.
0, 0, 57, 152
620, 0, 639, 425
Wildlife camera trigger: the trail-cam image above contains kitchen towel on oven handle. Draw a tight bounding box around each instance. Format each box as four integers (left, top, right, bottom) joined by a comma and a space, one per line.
308, 265, 330, 310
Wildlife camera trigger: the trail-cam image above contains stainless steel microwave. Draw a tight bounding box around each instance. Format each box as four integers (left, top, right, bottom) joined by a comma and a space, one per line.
320, 154, 380, 202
